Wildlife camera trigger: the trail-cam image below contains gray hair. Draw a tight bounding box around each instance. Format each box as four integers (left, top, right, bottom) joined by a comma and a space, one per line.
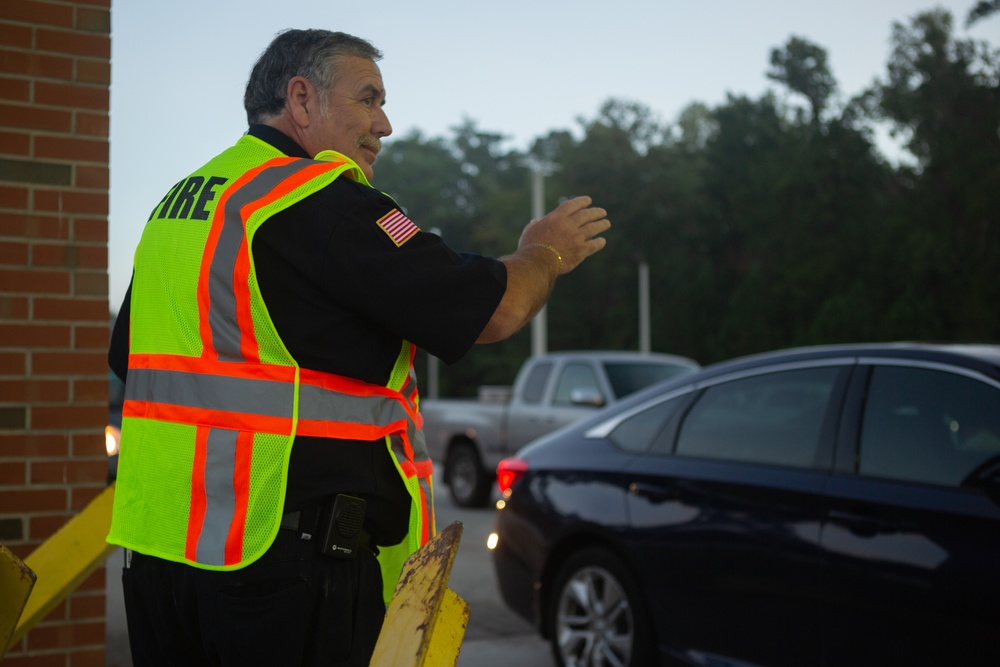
244, 29, 382, 124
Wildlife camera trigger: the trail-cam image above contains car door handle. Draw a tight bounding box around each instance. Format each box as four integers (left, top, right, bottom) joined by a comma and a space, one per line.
629, 481, 678, 502
828, 510, 899, 537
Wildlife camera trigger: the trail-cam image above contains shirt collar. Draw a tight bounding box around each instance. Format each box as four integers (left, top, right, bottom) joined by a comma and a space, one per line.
247, 124, 310, 159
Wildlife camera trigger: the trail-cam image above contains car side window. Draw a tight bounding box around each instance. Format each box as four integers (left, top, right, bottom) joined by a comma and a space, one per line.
675, 367, 841, 469
609, 395, 688, 454
520, 362, 552, 405
859, 366, 1000, 487
553, 363, 602, 407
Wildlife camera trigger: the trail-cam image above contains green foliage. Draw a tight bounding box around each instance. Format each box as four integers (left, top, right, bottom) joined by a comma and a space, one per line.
376, 7, 999, 393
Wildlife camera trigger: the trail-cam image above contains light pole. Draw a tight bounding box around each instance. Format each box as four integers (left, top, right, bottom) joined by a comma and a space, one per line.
531, 168, 547, 358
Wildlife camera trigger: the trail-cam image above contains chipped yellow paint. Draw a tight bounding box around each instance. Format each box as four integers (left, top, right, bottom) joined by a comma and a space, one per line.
1, 543, 36, 656
370, 521, 469, 667
9, 484, 118, 648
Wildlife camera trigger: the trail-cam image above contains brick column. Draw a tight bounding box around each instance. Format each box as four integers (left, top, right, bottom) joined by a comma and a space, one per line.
0, 0, 112, 664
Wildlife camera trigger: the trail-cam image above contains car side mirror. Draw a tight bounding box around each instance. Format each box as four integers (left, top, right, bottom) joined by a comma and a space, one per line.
570, 388, 606, 408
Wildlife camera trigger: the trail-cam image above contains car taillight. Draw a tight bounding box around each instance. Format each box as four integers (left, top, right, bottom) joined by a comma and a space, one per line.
496, 457, 528, 497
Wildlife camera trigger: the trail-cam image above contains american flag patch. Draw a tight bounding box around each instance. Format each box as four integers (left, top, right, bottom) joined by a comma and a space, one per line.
376, 209, 420, 247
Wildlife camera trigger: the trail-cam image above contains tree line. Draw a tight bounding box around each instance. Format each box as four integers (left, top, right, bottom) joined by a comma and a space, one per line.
376, 7, 1000, 396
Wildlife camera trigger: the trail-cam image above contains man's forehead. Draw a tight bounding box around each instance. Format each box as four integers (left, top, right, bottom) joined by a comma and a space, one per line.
336, 56, 385, 96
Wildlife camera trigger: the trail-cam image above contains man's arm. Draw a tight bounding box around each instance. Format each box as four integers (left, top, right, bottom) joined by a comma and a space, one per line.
477, 196, 609, 344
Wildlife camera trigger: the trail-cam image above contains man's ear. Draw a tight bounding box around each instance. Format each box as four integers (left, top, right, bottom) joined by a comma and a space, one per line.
286, 76, 314, 128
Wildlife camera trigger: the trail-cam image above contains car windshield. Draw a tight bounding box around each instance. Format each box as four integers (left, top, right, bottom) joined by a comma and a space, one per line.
604, 362, 694, 398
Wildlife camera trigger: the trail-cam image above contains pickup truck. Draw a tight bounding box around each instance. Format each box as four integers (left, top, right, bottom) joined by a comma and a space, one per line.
421, 350, 699, 507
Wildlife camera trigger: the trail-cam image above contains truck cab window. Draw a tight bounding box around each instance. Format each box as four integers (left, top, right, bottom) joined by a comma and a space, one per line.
520, 362, 553, 404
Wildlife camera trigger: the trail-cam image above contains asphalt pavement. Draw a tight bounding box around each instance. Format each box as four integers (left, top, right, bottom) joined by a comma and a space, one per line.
104, 485, 553, 667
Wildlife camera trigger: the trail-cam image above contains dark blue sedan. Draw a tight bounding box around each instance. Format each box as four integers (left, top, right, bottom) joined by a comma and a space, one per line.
491, 343, 1000, 667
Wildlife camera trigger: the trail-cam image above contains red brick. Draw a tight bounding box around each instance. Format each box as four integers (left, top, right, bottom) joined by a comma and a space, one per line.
0, 48, 74, 80
32, 404, 106, 429
0, 432, 69, 457
0, 184, 30, 209
34, 135, 108, 163
28, 619, 105, 650
74, 165, 107, 189
0, 101, 72, 132
0, 296, 29, 319
0, 351, 27, 374
0, 460, 27, 484
0, 23, 32, 49
0, 75, 30, 102
0, 268, 71, 294
27, 512, 72, 539
73, 271, 106, 297
0, 323, 71, 347
0, 129, 30, 155
0, 487, 67, 512
1, 648, 67, 666
75, 6, 110, 34
36, 29, 109, 59
71, 484, 106, 510
0, 239, 29, 263
0, 378, 70, 402
32, 459, 106, 484
0, 212, 69, 240
32, 350, 106, 375
74, 381, 107, 406
69, 593, 106, 620
72, 217, 107, 242
76, 58, 109, 86
71, 647, 108, 667
33, 189, 108, 215
75, 111, 107, 137
0, 1, 74, 28
32, 243, 107, 269
34, 296, 107, 320
34, 81, 108, 111
74, 323, 110, 349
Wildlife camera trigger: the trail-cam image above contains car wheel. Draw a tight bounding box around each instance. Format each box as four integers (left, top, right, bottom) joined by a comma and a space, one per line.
446, 441, 491, 508
548, 547, 654, 667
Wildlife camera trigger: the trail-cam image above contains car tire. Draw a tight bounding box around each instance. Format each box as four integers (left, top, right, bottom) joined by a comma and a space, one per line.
547, 547, 654, 667
446, 441, 491, 508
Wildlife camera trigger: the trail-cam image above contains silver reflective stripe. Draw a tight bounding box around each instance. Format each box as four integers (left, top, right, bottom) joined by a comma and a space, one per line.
127, 367, 409, 431
125, 367, 295, 418
298, 382, 409, 428
197, 428, 238, 565
208, 160, 321, 362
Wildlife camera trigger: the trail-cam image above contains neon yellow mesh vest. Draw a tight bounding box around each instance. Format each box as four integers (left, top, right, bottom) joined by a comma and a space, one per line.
108, 134, 435, 602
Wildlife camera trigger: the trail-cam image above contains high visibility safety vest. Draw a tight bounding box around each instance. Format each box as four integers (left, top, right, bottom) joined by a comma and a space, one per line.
107, 135, 435, 601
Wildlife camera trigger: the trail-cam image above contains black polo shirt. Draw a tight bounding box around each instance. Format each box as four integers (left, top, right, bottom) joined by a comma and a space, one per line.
110, 125, 506, 546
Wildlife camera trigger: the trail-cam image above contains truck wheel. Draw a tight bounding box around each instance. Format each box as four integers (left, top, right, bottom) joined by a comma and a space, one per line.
446, 442, 492, 508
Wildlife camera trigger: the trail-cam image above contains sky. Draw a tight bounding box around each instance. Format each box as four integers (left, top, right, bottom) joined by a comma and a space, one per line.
107, 0, 998, 310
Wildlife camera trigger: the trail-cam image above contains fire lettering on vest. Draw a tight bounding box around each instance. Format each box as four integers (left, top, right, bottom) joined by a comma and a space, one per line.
148, 175, 228, 221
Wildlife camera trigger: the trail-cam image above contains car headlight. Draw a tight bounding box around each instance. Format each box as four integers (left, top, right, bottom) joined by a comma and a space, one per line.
105, 425, 121, 456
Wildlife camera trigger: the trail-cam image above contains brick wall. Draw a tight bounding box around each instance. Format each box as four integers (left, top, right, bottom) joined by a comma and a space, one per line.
0, 0, 112, 664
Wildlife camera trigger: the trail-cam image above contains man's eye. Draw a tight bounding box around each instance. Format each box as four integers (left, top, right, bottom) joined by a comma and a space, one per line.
361, 97, 374, 106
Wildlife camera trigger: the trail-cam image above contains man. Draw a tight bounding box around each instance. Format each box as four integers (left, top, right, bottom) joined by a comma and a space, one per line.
108, 28, 608, 667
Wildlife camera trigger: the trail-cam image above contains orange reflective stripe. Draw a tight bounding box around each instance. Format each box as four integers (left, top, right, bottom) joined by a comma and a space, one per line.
129, 353, 297, 382
124, 400, 295, 435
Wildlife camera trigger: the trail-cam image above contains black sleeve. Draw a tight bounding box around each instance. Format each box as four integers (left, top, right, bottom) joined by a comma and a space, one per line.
109, 279, 131, 382
323, 189, 507, 364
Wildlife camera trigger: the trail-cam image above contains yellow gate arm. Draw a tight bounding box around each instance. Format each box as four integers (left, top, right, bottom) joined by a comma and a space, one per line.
1, 544, 35, 656
370, 520, 470, 667
8, 484, 118, 649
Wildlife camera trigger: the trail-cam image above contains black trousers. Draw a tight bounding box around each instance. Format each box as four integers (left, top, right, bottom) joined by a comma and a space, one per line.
121, 528, 385, 667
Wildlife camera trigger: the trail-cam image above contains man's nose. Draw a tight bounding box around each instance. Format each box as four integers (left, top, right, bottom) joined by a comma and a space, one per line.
374, 106, 392, 138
